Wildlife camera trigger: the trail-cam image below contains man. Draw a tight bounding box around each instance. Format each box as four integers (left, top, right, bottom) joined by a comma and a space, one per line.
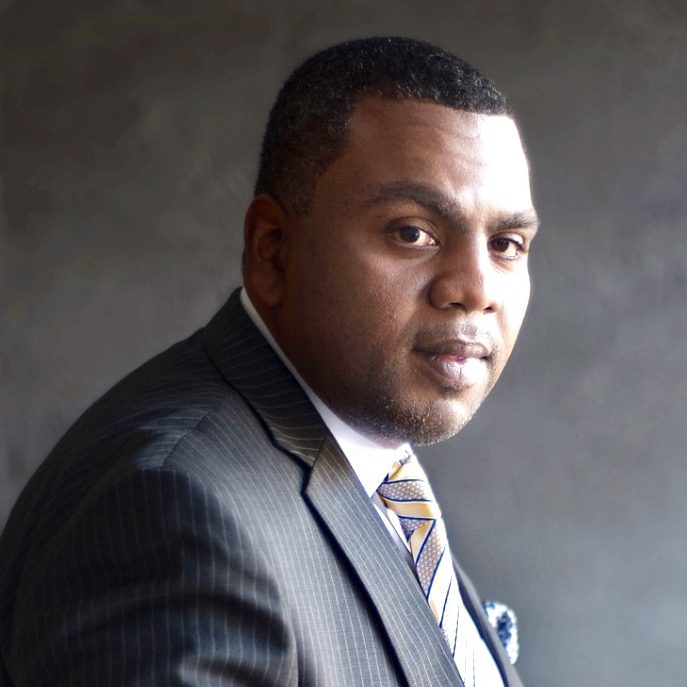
0, 37, 538, 686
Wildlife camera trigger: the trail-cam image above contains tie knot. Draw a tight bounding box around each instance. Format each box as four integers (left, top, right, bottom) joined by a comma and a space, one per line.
377, 453, 442, 524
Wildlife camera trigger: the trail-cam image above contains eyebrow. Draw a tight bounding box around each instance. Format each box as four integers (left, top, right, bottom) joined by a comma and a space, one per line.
363, 181, 540, 233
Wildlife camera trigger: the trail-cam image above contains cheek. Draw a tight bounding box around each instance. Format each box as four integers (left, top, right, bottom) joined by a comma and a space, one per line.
314, 246, 408, 309
311, 269, 411, 361
502, 277, 531, 345
288, 225, 427, 338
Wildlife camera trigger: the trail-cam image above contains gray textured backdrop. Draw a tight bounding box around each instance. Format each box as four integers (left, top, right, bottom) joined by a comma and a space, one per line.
2, 1, 686, 685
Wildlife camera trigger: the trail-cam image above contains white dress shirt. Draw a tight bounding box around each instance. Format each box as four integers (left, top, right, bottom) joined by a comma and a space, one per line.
239, 288, 505, 687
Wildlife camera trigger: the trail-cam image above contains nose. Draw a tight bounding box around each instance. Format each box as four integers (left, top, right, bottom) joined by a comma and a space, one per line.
428, 240, 501, 313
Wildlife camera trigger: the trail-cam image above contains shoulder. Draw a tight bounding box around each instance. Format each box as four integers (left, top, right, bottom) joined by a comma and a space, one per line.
1, 323, 295, 565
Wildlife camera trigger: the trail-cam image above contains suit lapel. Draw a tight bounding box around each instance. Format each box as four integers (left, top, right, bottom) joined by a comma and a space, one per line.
305, 436, 463, 687
202, 290, 462, 686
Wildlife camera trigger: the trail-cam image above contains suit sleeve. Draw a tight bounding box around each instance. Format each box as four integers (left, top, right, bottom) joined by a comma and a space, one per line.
8, 467, 297, 686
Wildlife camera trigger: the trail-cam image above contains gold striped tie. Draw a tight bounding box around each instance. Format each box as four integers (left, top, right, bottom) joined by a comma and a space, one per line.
377, 453, 474, 683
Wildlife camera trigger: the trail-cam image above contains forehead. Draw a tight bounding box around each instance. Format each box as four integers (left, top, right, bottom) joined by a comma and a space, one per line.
313, 98, 532, 214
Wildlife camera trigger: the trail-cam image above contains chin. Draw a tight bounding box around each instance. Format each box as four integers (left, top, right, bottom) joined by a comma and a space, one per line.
344, 396, 478, 447
408, 410, 475, 446
399, 388, 485, 442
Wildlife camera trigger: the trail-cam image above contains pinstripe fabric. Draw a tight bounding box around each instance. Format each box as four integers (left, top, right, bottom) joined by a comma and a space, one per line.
0, 290, 523, 687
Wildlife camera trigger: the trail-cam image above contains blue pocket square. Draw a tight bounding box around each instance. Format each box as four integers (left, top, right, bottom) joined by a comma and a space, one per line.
482, 600, 519, 665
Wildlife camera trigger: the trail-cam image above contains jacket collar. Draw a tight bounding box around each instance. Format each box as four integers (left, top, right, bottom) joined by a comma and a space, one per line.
201, 289, 325, 466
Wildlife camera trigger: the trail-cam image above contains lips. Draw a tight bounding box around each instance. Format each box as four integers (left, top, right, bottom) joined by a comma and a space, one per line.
412, 338, 492, 389
413, 339, 491, 359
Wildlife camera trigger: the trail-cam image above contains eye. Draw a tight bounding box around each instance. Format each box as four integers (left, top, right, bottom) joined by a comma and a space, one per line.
392, 224, 438, 247
489, 235, 526, 259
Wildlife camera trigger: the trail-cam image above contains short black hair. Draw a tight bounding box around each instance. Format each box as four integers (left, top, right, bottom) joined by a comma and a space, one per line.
254, 36, 511, 214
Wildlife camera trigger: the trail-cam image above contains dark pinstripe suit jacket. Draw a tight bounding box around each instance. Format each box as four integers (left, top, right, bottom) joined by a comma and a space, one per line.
0, 290, 523, 687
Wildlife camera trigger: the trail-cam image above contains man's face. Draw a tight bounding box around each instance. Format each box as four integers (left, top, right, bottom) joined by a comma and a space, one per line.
274, 98, 538, 446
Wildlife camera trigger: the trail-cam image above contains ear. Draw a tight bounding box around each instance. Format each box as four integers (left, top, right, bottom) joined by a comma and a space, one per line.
243, 194, 291, 307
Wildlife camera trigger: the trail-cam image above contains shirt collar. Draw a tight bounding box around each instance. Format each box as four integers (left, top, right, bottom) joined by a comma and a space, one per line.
239, 288, 411, 496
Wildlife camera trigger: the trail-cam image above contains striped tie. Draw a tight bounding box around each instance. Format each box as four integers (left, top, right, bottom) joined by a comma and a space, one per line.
377, 453, 475, 684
